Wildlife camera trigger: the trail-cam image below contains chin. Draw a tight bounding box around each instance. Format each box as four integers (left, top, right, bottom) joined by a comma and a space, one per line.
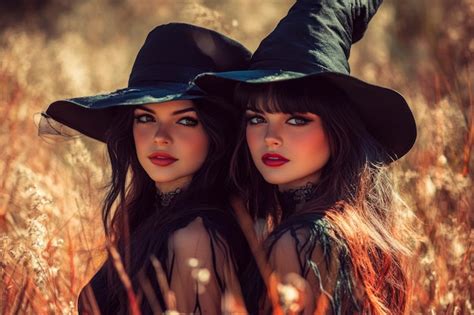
260, 173, 294, 186
143, 168, 178, 183
148, 174, 179, 183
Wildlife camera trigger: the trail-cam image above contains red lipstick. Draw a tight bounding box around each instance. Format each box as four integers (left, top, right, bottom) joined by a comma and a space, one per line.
148, 152, 178, 166
261, 153, 289, 167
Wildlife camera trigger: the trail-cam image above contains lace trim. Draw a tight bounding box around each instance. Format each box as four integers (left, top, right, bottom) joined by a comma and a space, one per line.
279, 182, 317, 213
281, 182, 316, 202
156, 187, 182, 207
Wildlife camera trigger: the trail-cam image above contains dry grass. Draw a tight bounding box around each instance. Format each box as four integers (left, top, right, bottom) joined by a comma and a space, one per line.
0, 0, 472, 314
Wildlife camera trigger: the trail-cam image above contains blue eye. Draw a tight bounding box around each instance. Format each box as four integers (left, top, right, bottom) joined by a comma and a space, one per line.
134, 114, 154, 123
177, 117, 199, 127
287, 116, 311, 126
246, 115, 265, 125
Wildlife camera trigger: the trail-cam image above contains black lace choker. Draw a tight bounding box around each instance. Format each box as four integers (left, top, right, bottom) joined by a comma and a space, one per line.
278, 182, 317, 213
156, 187, 182, 207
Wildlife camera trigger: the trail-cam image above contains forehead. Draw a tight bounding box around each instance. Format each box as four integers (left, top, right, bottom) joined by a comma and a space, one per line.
136, 99, 195, 113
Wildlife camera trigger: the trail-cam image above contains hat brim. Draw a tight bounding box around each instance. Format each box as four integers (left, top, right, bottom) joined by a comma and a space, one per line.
195, 70, 416, 161
45, 83, 204, 142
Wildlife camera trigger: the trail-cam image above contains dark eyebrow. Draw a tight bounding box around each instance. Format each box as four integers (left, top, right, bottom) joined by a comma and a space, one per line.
134, 106, 196, 115
172, 107, 196, 115
134, 105, 154, 113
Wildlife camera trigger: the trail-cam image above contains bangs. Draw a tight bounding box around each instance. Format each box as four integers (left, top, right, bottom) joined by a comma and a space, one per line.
233, 78, 340, 114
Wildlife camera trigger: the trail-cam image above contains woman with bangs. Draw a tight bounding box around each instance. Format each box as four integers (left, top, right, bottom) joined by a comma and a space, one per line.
42, 23, 254, 314
196, 0, 417, 314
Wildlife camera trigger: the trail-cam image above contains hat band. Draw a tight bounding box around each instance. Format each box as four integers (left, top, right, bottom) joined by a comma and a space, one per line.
128, 64, 213, 87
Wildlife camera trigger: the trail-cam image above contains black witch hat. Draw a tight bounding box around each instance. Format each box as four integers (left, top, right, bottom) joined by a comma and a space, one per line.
195, 0, 416, 161
41, 23, 251, 142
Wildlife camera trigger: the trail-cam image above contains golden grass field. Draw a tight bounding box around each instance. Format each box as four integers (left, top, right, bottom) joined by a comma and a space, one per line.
0, 0, 472, 314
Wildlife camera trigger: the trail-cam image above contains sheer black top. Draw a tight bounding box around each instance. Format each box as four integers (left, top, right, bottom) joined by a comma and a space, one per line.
245, 188, 364, 315
78, 203, 251, 314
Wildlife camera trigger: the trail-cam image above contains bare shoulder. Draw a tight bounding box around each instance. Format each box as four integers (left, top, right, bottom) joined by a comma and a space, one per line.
268, 230, 301, 273
270, 227, 312, 253
270, 230, 297, 252
168, 217, 211, 253
270, 225, 340, 268
167, 216, 234, 278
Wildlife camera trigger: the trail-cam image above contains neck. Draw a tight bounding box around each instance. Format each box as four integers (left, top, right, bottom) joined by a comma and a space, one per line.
155, 175, 191, 193
155, 176, 191, 208
278, 172, 321, 192
280, 181, 317, 202
278, 181, 317, 215
156, 187, 183, 208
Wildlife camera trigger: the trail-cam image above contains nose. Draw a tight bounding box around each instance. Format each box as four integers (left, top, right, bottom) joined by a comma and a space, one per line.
153, 124, 172, 145
264, 124, 282, 148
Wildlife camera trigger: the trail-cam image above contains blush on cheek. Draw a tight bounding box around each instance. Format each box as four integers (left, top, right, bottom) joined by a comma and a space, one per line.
132, 127, 153, 169
184, 131, 209, 165
133, 130, 144, 152
285, 126, 331, 176
305, 134, 330, 168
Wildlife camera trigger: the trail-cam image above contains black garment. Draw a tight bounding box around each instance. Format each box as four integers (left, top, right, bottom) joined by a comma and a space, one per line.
194, 0, 417, 163
43, 23, 251, 142
78, 203, 253, 314
267, 214, 361, 314
244, 195, 362, 314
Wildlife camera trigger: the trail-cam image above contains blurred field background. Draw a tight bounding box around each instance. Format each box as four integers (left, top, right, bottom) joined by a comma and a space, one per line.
0, 0, 472, 314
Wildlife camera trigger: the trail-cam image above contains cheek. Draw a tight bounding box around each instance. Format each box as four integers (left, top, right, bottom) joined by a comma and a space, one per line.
181, 129, 209, 160
289, 128, 330, 159
246, 127, 262, 155
133, 126, 150, 155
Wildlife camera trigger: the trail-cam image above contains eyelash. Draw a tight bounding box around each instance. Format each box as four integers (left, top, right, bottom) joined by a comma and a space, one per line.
177, 116, 199, 127
246, 115, 265, 125
134, 114, 154, 123
287, 116, 312, 125
133, 114, 199, 127
246, 114, 312, 126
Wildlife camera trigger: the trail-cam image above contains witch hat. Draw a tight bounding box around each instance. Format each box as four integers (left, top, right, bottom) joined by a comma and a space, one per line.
42, 22, 251, 142
195, 0, 416, 161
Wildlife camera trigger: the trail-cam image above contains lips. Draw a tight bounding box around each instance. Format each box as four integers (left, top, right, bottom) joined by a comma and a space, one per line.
148, 152, 178, 166
261, 153, 289, 167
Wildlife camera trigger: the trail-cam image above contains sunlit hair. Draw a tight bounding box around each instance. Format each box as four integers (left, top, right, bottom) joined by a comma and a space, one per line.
97, 97, 249, 313
231, 79, 415, 314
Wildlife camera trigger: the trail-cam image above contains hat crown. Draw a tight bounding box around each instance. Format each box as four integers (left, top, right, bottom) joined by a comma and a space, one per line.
129, 23, 251, 87
45, 23, 251, 142
251, 0, 382, 74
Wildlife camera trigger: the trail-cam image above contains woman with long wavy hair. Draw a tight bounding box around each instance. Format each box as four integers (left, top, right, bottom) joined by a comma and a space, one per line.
195, 0, 418, 313
41, 23, 253, 314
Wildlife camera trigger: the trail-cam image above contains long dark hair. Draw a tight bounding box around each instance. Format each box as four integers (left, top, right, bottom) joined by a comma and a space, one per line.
103, 97, 238, 236
99, 97, 249, 313
231, 79, 415, 314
